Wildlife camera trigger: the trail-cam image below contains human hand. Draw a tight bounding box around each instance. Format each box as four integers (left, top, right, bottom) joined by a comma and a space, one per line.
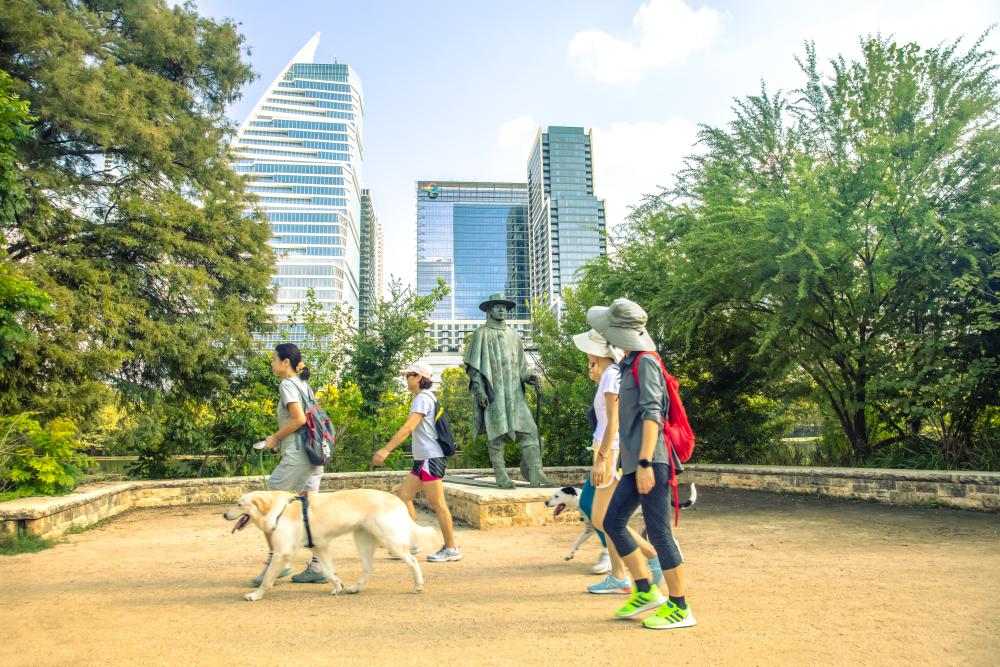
590, 460, 606, 487
370, 448, 389, 468
636, 466, 655, 494
264, 435, 279, 450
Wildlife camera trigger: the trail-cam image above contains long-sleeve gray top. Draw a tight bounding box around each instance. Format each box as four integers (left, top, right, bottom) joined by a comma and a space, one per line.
617, 351, 670, 475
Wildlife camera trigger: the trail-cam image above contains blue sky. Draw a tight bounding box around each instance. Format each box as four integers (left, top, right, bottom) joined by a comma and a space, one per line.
191, 0, 1000, 290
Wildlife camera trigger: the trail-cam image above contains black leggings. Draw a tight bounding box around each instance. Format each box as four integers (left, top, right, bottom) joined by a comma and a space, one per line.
604, 463, 684, 571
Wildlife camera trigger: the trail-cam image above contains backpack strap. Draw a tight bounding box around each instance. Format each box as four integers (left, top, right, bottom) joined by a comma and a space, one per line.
629, 352, 682, 526
288, 377, 316, 410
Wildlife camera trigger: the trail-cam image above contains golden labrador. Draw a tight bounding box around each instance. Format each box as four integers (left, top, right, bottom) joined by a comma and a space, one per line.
224, 489, 439, 601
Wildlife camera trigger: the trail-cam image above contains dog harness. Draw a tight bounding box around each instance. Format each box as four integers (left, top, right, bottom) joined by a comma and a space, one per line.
274, 494, 315, 548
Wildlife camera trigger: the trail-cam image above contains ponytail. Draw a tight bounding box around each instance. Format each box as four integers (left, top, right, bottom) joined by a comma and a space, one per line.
274, 343, 310, 381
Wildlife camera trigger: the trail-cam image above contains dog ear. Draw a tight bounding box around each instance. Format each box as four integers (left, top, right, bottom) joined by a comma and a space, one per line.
562, 486, 578, 496
251, 494, 272, 516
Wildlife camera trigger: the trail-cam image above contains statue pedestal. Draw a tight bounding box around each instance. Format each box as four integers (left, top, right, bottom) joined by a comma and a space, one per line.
419, 474, 575, 530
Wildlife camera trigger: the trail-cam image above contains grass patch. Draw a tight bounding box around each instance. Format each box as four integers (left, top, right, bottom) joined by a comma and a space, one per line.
0, 533, 54, 555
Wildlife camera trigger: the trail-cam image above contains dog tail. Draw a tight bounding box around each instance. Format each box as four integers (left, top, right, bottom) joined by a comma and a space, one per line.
672, 483, 697, 510
409, 521, 440, 552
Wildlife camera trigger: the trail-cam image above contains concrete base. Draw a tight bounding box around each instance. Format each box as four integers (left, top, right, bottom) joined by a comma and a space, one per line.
429, 476, 575, 530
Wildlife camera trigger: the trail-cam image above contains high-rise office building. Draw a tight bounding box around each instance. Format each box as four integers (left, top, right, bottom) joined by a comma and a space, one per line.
527, 126, 607, 310
415, 181, 533, 364
231, 33, 365, 345
359, 189, 382, 329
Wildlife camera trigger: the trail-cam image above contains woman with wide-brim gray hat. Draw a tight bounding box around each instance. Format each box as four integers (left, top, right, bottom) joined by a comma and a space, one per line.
587, 298, 695, 629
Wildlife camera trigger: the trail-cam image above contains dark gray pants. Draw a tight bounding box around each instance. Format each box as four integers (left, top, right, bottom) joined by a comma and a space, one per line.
604, 463, 684, 571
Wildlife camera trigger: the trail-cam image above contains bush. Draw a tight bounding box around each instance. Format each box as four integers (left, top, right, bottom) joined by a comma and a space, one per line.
0, 413, 90, 498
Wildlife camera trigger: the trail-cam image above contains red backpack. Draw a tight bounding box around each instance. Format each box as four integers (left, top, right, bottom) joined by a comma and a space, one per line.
629, 352, 695, 525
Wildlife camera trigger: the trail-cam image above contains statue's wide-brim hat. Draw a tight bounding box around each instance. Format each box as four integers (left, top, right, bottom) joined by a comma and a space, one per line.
479, 292, 516, 312
586, 298, 657, 352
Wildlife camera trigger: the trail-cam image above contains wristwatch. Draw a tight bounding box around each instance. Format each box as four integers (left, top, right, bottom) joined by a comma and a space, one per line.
638, 458, 653, 468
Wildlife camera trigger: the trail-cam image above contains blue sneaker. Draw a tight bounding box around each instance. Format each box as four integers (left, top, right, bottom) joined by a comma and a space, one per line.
648, 557, 663, 587
587, 574, 632, 595
250, 566, 291, 587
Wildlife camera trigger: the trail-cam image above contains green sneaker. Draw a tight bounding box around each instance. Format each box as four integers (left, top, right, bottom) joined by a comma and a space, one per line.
291, 563, 329, 584
642, 600, 697, 629
614, 585, 666, 618
250, 566, 291, 587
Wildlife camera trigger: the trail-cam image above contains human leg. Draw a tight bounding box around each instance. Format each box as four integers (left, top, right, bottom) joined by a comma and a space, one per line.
422, 478, 456, 549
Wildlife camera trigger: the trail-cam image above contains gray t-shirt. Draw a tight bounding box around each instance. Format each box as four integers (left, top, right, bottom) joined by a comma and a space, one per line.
277, 375, 313, 455
410, 391, 443, 460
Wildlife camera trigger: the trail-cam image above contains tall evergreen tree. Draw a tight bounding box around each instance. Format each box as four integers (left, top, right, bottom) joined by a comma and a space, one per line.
0, 0, 274, 418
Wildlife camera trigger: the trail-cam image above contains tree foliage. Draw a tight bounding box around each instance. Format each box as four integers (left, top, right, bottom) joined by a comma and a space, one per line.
342, 278, 448, 415
0, 0, 275, 420
612, 35, 999, 466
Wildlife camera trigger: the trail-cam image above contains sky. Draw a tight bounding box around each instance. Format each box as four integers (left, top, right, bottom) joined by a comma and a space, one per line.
190, 0, 1000, 292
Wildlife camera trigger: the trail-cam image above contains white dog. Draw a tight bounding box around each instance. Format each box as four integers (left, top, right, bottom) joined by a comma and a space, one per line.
545, 483, 698, 562
225, 489, 439, 601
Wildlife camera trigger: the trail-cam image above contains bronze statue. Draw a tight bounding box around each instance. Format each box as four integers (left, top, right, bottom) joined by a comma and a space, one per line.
464, 293, 551, 488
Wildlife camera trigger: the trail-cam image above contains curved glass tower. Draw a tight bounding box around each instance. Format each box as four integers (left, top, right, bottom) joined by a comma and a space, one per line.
232, 33, 364, 344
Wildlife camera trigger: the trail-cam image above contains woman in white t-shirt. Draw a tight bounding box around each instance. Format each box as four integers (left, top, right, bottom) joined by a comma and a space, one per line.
573, 330, 663, 594
371, 362, 460, 563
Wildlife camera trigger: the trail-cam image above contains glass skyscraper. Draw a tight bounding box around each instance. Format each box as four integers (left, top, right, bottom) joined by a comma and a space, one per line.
416, 181, 531, 353
231, 33, 364, 344
527, 126, 607, 310
359, 189, 382, 329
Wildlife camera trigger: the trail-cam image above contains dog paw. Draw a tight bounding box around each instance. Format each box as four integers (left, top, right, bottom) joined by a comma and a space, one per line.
330, 581, 343, 595
344, 585, 361, 595
413, 586, 423, 594
564, 553, 575, 560
244, 590, 263, 602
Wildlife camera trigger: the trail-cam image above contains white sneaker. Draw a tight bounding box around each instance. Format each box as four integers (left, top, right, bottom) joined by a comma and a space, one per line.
591, 548, 612, 574
427, 546, 462, 562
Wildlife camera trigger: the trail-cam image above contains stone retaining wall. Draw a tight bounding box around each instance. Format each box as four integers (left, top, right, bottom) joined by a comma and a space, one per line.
1, 465, 996, 540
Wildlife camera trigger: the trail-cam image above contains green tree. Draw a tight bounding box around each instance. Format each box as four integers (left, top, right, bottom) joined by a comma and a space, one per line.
635, 35, 999, 464
342, 278, 447, 415
0, 0, 274, 422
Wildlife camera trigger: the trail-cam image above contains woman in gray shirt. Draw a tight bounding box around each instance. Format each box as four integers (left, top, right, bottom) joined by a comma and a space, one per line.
251, 343, 327, 586
588, 299, 695, 630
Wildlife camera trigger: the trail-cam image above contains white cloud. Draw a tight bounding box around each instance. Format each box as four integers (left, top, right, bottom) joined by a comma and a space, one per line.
569, 0, 725, 85
497, 115, 539, 150
591, 118, 700, 234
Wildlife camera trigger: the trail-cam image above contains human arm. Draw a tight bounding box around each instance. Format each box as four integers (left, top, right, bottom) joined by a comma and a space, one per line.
635, 356, 667, 494
371, 411, 425, 467
590, 391, 619, 486
264, 401, 306, 450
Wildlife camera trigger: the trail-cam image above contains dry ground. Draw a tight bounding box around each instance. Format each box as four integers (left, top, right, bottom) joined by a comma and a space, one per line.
1, 488, 998, 666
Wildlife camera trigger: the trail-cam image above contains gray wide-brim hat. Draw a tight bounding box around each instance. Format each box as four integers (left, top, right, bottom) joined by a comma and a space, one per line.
586, 298, 657, 352
479, 292, 516, 312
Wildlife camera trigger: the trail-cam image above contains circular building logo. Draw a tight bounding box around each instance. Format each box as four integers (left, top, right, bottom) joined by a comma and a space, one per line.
424, 183, 440, 199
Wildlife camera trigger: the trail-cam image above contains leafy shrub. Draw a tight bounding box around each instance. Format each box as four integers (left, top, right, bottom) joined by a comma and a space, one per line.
0, 413, 90, 498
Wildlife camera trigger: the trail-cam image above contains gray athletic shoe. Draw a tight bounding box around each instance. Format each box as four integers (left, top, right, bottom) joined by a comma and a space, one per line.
291, 563, 328, 584
250, 566, 291, 587
426, 546, 462, 562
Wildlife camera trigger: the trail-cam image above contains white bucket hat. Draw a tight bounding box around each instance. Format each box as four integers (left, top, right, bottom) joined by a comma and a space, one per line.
400, 361, 433, 380
586, 298, 657, 352
572, 329, 625, 363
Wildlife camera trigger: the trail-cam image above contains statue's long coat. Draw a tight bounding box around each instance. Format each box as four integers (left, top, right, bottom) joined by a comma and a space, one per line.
463, 322, 536, 442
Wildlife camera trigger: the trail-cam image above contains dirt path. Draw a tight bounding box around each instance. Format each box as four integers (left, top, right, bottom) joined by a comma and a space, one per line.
1, 489, 998, 666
